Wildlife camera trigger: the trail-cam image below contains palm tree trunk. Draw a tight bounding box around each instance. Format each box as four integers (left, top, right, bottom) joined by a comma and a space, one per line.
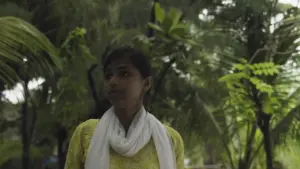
21, 79, 30, 169
260, 116, 273, 169
245, 5, 273, 169
56, 125, 67, 169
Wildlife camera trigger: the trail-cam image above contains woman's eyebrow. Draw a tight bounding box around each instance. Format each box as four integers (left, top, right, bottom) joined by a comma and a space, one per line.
116, 64, 130, 70
104, 64, 130, 72
103, 68, 110, 73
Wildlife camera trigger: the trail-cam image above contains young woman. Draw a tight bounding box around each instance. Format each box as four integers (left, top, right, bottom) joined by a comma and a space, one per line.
64, 47, 184, 169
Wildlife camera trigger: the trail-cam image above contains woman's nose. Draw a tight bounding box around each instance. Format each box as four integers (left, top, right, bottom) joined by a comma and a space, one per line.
108, 75, 118, 87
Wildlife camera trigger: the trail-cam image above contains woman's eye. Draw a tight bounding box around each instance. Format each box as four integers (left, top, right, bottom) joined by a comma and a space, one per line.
104, 73, 112, 79
121, 71, 129, 77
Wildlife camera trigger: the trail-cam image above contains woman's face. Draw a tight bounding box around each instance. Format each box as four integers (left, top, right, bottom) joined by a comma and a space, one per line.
103, 57, 151, 109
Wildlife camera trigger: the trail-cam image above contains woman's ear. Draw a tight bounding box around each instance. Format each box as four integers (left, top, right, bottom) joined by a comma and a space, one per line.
143, 76, 153, 93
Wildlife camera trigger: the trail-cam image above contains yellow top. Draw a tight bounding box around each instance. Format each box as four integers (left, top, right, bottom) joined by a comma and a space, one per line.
64, 119, 185, 169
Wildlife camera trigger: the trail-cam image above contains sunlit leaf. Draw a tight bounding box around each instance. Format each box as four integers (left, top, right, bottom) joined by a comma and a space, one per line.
154, 2, 165, 23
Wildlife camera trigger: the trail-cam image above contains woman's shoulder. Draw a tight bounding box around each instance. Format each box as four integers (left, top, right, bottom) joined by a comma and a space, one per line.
78, 119, 99, 128
73, 119, 183, 145
164, 125, 185, 168
164, 125, 184, 151
75, 119, 181, 139
164, 125, 181, 139
73, 119, 99, 136
70, 119, 99, 149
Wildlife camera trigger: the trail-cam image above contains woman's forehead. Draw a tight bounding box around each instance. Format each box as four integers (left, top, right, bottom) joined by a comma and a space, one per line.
105, 58, 134, 71
111, 56, 132, 64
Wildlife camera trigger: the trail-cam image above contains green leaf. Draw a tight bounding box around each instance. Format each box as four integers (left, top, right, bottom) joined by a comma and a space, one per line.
185, 39, 200, 46
169, 7, 182, 26
170, 27, 186, 37
233, 63, 246, 71
169, 23, 189, 37
262, 96, 280, 114
253, 69, 264, 75
162, 17, 174, 33
154, 2, 165, 23
219, 72, 248, 83
148, 23, 165, 33
250, 62, 280, 76
0, 60, 20, 85
240, 58, 248, 64
249, 77, 274, 94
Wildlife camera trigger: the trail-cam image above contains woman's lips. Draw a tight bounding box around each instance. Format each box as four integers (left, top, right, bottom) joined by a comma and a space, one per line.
108, 90, 123, 98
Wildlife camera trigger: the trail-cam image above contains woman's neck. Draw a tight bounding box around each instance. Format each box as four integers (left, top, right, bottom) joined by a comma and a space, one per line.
114, 103, 142, 132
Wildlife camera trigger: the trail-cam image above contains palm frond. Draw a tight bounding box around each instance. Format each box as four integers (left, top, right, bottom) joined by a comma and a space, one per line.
271, 15, 300, 65
194, 93, 237, 169
0, 16, 62, 85
271, 106, 300, 146
275, 138, 300, 169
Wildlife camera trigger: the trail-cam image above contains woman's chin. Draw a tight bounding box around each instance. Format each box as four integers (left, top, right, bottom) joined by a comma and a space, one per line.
110, 100, 127, 109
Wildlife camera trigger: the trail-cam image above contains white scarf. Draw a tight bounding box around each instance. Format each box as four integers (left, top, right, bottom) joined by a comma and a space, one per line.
85, 106, 176, 169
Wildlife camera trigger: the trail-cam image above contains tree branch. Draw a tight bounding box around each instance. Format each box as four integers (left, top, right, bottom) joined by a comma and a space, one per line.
148, 57, 176, 110
242, 124, 258, 169
87, 44, 111, 117
147, 0, 159, 37
21, 78, 30, 169
87, 64, 100, 107
248, 140, 264, 166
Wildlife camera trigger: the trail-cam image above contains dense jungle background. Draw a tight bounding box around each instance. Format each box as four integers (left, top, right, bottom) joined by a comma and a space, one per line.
1, 0, 300, 169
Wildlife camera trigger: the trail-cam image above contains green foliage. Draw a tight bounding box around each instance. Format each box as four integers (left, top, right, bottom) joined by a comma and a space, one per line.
2, 1, 300, 169
0, 140, 43, 167
61, 27, 96, 61
0, 16, 62, 86
219, 61, 282, 117
148, 3, 197, 47
225, 62, 278, 93
47, 27, 97, 134
0, 3, 32, 21
154, 3, 165, 23
220, 61, 281, 92
275, 138, 300, 169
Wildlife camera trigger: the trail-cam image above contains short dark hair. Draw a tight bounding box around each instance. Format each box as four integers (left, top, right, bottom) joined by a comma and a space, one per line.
103, 47, 152, 78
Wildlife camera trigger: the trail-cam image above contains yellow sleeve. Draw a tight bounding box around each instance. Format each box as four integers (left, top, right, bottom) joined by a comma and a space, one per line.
166, 127, 185, 169
64, 124, 85, 169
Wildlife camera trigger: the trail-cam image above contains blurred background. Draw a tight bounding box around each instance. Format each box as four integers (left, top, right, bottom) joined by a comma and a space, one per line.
1, 0, 300, 169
